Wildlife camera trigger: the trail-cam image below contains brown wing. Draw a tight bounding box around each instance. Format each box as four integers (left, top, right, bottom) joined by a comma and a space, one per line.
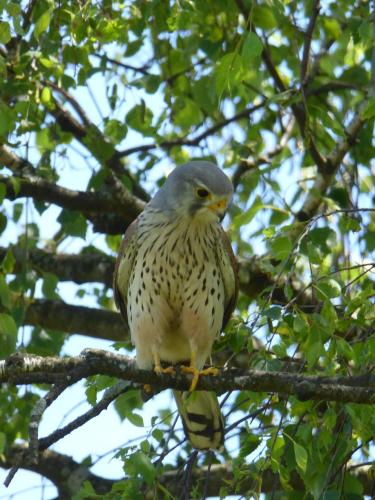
113, 219, 139, 329
218, 229, 239, 330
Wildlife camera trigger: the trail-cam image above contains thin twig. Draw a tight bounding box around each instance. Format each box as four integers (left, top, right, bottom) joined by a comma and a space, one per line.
118, 101, 266, 157
301, 0, 321, 85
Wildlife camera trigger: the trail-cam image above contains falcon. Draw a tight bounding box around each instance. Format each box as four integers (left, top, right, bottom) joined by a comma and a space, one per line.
113, 161, 238, 449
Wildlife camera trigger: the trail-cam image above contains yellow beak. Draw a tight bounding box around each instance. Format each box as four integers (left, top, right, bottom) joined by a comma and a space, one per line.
208, 198, 228, 213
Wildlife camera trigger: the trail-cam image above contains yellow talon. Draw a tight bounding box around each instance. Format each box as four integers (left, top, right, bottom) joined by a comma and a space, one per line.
200, 366, 220, 377
153, 350, 175, 375
180, 349, 220, 391
180, 365, 200, 391
154, 364, 175, 375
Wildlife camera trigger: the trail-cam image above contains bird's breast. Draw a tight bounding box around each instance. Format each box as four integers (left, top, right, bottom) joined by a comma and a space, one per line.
130, 218, 224, 315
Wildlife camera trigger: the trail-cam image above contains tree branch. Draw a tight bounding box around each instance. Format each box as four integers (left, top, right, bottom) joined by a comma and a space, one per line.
49, 99, 149, 202
158, 462, 375, 498
2, 350, 375, 404
0, 246, 114, 286
1, 447, 373, 497
1, 174, 144, 219
300, 0, 321, 85
1, 445, 115, 498
0, 144, 36, 176
0, 141, 145, 234
23, 299, 128, 341
296, 105, 366, 221
235, 0, 327, 171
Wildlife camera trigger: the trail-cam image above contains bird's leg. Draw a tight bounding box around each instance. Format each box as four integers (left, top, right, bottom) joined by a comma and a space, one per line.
181, 349, 220, 391
153, 349, 175, 375
180, 349, 200, 391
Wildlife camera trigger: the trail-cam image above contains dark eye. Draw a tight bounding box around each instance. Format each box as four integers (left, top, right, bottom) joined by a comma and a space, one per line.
196, 188, 210, 199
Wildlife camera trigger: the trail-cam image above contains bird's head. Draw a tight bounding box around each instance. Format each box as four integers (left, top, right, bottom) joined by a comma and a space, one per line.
149, 161, 233, 223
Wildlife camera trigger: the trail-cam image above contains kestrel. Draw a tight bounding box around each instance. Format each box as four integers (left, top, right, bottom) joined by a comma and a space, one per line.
113, 161, 238, 449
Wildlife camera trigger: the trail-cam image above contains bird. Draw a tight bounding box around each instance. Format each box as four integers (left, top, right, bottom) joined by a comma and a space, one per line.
113, 160, 238, 450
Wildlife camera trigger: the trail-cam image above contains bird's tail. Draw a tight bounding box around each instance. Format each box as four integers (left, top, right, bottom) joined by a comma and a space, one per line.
173, 390, 224, 450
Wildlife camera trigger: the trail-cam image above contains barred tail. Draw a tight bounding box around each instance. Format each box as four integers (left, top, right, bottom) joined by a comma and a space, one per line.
173, 390, 224, 450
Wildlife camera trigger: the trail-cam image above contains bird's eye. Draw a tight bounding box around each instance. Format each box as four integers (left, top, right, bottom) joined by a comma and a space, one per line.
196, 188, 210, 199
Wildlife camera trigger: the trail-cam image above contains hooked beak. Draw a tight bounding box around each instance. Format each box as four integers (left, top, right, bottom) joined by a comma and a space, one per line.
208, 198, 228, 216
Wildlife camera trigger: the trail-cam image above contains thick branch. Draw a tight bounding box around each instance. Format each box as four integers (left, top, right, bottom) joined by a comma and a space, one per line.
0, 141, 145, 234
2, 350, 375, 404
24, 299, 128, 341
0, 144, 36, 175
0, 246, 114, 286
1, 174, 144, 220
1, 445, 115, 498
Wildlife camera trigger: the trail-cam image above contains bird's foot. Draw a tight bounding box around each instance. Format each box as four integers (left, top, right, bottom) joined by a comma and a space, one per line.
154, 364, 175, 375
200, 366, 220, 377
180, 365, 219, 391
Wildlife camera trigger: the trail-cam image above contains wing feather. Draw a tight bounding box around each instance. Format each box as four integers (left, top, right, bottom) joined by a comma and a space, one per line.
217, 229, 238, 330
113, 219, 139, 329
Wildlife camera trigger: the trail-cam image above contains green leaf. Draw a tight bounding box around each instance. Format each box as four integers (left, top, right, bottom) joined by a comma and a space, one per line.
339, 215, 361, 233
269, 236, 292, 260
306, 241, 323, 264
293, 313, 309, 336
85, 385, 97, 406
215, 52, 242, 97
294, 441, 308, 474
0, 432, 5, 453
263, 306, 282, 320
0, 22, 11, 44
124, 451, 156, 486
241, 32, 263, 63
36, 128, 55, 153
174, 97, 203, 129
126, 102, 154, 135
0, 101, 16, 137
0, 312, 17, 356
104, 119, 128, 144
0, 274, 12, 309
6, 2, 21, 16
1, 249, 15, 273
152, 428, 164, 442
39, 57, 56, 69
42, 273, 59, 299
253, 5, 277, 30
0, 182, 5, 204
362, 97, 375, 119
315, 279, 341, 300
309, 227, 337, 255
13, 203, 23, 223
126, 411, 144, 427
336, 337, 354, 361
75, 480, 99, 499
232, 195, 263, 227
34, 9, 51, 39
57, 210, 87, 238
304, 326, 323, 368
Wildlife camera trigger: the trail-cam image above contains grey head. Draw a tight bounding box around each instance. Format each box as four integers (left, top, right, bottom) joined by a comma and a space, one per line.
148, 161, 233, 221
